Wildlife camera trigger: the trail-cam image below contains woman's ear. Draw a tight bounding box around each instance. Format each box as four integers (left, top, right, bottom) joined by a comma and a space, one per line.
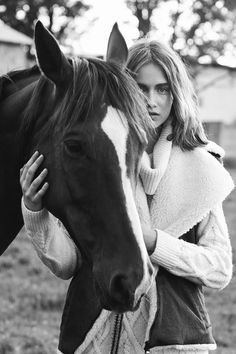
34, 20, 72, 86
106, 23, 128, 67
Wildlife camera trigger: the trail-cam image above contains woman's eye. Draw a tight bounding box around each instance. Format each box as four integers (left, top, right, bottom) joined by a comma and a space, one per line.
157, 86, 170, 95
137, 84, 148, 93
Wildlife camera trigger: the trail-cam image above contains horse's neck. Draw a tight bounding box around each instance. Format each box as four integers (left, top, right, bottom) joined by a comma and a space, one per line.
0, 74, 39, 255
59, 260, 103, 353
0, 80, 37, 133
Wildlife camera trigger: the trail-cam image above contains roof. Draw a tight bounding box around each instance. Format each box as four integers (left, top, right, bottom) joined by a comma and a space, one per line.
0, 21, 32, 45
185, 56, 236, 71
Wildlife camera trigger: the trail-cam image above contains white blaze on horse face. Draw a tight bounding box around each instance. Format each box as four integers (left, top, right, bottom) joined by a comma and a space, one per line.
101, 106, 153, 302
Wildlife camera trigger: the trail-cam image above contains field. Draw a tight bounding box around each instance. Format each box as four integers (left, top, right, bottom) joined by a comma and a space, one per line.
205, 167, 236, 354
0, 124, 235, 354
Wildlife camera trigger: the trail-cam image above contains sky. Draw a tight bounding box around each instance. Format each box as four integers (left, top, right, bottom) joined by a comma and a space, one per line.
69, 0, 139, 56
60, 0, 236, 66
70, 0, 179, 56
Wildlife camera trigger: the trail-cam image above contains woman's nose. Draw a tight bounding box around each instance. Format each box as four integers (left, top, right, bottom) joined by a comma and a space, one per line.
146, 90, 158, 109
146, 96, 157, 109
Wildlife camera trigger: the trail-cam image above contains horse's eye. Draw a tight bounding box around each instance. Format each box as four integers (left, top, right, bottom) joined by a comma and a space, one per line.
64, 140, 86, 156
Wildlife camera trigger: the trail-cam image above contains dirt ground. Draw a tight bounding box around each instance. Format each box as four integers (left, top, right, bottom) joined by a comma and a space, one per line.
0, 125, 235, 354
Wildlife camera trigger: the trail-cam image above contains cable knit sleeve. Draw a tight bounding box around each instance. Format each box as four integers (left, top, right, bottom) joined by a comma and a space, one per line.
21, 199, 80, 280
150, 204, 232, 289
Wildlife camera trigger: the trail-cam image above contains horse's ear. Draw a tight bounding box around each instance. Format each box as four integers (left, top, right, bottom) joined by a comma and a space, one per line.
106, 23, 128, 67
34, 21, 72, 85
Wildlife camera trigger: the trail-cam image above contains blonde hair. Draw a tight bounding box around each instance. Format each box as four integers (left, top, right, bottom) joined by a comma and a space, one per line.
127, 39, 208, 150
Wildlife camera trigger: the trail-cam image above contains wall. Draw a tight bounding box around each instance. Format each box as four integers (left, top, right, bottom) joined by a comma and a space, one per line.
195, 65, 236, 124
193, 65, 236, 144
0, 42, 30, 75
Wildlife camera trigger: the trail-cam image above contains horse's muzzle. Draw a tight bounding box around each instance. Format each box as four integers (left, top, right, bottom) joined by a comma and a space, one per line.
109, 272, 136, 312
95, 266, 152, 313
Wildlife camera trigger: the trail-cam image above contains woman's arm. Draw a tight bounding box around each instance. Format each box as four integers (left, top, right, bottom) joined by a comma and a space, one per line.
148, 204, 232, 289
22, 200, 79, 280
20, 152, 80, 280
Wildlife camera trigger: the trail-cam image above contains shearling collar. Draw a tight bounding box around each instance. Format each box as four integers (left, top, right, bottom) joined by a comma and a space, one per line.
138, 123, 234, 237
149, 143, 234, 237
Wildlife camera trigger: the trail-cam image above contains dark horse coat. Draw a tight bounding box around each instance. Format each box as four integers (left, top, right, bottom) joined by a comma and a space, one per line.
1, 22, 155, 316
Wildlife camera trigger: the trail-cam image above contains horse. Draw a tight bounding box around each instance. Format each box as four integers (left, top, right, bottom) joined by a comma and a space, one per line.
0, 21, 154, 322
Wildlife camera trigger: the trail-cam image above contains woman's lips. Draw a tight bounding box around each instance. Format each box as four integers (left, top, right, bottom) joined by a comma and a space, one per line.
149, 112, 160, 120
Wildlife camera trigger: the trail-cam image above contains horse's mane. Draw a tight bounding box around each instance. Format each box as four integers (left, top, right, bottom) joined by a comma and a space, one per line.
22, 57, 154, 145
69, 58, 153, 143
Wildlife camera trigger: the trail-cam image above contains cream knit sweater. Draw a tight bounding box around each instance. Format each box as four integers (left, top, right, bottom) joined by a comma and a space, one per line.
22, 125, 234, 353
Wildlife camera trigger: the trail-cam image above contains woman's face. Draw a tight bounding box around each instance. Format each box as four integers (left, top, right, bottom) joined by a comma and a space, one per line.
136, 63, 173, 128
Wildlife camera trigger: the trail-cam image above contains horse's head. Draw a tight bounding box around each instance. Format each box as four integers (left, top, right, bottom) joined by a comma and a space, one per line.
23, 22, 154, 312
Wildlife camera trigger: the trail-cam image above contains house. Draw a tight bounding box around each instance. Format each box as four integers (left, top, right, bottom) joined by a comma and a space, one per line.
0, 21, 32, 75
190, 62, 236, 143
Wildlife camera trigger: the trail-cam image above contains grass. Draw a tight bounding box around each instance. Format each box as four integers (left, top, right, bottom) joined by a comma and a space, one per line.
0, 124, 235, 353
0, 231, 69, 353
205, 167, 236, 353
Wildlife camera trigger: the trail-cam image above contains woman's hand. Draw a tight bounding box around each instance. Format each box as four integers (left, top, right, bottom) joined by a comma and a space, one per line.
20, 151, 49, 211
141, 223, 158, 255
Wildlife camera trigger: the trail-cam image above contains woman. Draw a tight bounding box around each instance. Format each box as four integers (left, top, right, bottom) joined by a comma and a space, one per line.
20, 39, 234, 353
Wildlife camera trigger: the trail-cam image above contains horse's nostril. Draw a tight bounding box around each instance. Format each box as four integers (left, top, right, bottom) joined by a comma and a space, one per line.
109, 273, 133, 305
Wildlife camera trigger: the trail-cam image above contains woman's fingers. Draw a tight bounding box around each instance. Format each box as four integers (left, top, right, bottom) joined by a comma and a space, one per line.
33, 182, 49, 202
20, 152, 49, 211
21, 154, 44, 191
26, 168, 48, 196
20, 151, 39, 183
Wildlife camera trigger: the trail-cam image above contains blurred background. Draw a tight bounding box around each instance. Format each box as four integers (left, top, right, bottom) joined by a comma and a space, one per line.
0, 1, 235, 353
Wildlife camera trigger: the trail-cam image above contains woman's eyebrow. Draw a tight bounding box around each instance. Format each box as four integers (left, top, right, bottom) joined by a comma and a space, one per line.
137, 83, 148, 87
155, 82, 169, 87
137, 82, 169, 87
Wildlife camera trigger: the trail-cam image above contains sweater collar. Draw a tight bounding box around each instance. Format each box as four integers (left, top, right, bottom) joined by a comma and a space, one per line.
139, 124, 172, 195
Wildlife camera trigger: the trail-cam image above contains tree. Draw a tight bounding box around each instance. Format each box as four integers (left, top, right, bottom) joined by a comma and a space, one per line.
168, 0, 234, 61
224, 0, 236, 11
125, 0, 236, 62
0, 0, 90, 41
126, 0, 159, 37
